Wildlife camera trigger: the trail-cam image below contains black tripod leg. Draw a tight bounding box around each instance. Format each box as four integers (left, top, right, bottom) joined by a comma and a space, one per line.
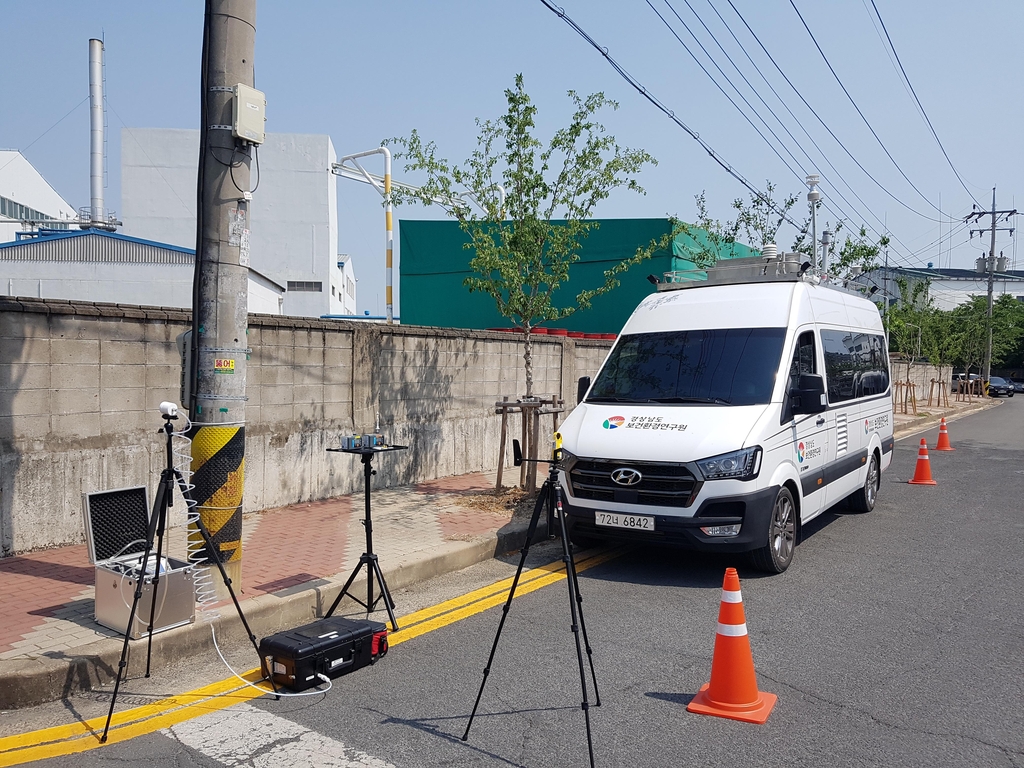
324, 557, 368, 619
462, 483, 548, 742
369, 557, 399, 631
556, 486, 601, 707
174, 472, 280, 698
144, 474, 171, 678
101, 480, 166, 743
554, 482, 596, 768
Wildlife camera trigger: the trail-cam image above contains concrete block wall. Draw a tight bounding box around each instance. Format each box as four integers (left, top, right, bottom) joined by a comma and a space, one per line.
0, 297, 612, 556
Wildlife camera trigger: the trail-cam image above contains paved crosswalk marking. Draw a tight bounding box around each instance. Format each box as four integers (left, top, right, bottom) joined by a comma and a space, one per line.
163, 703, 394, 767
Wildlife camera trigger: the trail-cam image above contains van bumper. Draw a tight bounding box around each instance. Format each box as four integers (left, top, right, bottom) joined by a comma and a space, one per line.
561, 485, 779, 553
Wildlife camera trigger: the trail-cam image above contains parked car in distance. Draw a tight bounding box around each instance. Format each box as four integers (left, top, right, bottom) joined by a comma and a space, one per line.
951, 373, 981, 394
1006, 378, 1024, 394
987, 376, 1014, 397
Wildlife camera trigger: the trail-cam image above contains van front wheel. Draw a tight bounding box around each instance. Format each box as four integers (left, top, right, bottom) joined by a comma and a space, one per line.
751, 487, 796, 574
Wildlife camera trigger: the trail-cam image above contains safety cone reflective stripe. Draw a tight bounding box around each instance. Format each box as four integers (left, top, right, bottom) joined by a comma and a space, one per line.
908, 438, 938, 485
935, 418, 955, 451
687, 568, 777, 724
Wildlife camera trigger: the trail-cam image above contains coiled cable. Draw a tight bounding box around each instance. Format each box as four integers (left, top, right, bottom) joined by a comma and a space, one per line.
171, 415, 220, 622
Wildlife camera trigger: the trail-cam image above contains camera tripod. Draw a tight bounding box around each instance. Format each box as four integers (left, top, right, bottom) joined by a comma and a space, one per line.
462, 434, 601, 768
324, 445, 406, 631
101, 410, 275, 743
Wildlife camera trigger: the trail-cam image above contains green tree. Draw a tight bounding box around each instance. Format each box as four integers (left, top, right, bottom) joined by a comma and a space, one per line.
689, 183, 798, 267
826, 225, 890, 284
387, 74, 680, 397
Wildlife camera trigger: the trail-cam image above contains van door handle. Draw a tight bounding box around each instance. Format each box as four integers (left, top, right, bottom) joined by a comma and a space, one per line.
816, 417, 826, 426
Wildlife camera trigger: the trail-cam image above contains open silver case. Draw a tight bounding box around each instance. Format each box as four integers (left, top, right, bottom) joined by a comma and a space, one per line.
82, 486, 195, 639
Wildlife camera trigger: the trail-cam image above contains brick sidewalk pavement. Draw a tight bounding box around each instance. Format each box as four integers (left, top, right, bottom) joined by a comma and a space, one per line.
0, 471, 504, 662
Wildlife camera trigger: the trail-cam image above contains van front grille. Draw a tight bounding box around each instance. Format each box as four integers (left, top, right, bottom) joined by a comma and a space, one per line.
568, 459, 699, 508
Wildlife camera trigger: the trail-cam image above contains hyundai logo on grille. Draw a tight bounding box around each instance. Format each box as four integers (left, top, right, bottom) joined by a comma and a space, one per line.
611, 468, 642, 486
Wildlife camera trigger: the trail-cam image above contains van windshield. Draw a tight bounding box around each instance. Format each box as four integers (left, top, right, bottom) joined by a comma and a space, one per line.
587, 328, 787, 406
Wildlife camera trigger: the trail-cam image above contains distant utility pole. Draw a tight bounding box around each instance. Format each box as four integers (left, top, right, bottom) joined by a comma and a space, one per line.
965, 187, 1017, 385
189, 0, 259, 592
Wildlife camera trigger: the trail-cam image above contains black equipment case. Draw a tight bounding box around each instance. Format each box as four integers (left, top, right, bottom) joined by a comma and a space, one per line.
259, 616, 389, 691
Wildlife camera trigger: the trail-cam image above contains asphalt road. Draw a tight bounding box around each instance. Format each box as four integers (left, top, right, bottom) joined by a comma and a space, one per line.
7, 399, 1024, 768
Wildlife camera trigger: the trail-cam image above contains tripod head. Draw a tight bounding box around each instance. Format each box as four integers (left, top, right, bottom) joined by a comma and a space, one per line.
511, 432, 564, 481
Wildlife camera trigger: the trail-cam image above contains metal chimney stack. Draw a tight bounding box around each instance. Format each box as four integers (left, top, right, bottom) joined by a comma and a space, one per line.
88, 38, 104, 226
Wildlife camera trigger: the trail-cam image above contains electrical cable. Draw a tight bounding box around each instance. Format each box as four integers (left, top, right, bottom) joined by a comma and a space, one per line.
536, 0, 800, 229
647, 0, 809, 181
0, 96, 90, 176
700, 0, 902, 241
656, 0, 912, 265
787, 0, 946, 219
190, 0, 212, 414
721, 0, 945, 224
865, 0, 981, 208
210, 625, 334, 698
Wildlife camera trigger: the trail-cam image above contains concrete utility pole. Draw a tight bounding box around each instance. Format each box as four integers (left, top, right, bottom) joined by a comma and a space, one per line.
189, 0, 257, 591
965, 187, 1017, 386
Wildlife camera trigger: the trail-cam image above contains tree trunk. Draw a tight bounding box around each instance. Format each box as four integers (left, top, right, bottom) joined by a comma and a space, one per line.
523, 328, 533, 398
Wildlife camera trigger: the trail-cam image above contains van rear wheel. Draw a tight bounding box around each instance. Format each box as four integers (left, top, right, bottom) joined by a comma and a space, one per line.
750, 487, 796, 574
848, 453, 879, 513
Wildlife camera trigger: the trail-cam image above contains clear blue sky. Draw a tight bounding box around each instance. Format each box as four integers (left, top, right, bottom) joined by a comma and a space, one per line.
2, 1, 1021, 314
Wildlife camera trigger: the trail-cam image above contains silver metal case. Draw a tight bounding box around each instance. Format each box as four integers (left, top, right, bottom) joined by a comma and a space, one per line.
82, 486, 195, 639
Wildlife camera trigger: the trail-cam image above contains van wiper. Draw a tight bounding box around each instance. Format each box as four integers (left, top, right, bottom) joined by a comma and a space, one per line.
585, 396, 657, 404
650, 396, 731, 405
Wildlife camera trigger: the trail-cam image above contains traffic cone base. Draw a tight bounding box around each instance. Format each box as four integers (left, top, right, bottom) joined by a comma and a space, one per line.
935, 418, 955, 451
687, 568, 777, 724
908, 438, 937, 485
688, 683, 777, 724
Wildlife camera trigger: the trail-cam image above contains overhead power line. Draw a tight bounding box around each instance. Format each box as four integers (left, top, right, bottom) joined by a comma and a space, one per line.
722, 0, 943, 225
658, 0, 912, 261
787, 0, 946, 219
536, 0, 801, 229
865, 0, 982, 208
538, 0, 928, 267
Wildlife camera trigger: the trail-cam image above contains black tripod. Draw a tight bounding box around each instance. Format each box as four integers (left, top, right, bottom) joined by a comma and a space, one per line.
463, 435, 601, 767
323, 445, 405, 631
101, 410, 274, 743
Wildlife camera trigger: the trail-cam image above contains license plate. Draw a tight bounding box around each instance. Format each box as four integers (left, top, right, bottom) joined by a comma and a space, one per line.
595, 511, 655, 531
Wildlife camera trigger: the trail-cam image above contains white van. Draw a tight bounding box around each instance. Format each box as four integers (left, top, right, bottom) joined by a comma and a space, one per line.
559, 259, 894, 573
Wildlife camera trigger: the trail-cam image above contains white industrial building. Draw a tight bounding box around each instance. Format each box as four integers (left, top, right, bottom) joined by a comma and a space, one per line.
862, 266, 1024, 311
0, 150, 80, 242
121, 128, 356, 318
1, 229, 285, 314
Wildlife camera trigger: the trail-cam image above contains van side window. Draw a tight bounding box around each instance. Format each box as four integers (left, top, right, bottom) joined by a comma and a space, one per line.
820, 330, 891, 403
788, 331, 816, 392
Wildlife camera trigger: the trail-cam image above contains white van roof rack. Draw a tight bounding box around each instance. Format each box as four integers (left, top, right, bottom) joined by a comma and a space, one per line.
656, 254, 865, 297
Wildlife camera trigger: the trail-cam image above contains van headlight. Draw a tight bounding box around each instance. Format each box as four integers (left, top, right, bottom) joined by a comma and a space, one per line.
696, 446, 762, 481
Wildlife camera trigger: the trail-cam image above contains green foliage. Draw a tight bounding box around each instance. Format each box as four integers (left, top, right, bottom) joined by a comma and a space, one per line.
386, 74, 680, 396
690, 183, 797, 267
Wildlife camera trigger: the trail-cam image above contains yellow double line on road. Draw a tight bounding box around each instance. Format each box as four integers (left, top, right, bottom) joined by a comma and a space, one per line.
0, 547, 620, 766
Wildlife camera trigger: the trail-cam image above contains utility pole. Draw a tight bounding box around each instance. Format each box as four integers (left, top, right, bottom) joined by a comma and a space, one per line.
189, 0, 259, 593
965, 187, 1017, 386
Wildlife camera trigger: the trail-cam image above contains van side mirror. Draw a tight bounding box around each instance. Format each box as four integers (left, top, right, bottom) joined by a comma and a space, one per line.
512, 439, 523, 467
577, 376, 591, 405
790, 374, 827, 415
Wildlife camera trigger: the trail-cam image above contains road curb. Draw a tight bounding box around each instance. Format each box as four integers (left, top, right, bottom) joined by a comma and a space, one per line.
893, 398, 1001, 440
0, 517, 546, 710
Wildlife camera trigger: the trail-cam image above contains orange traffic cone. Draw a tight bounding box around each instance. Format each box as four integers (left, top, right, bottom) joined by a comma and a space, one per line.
687, 568, 777, 724
935, 418, 955, 451
908, 438, 938, 485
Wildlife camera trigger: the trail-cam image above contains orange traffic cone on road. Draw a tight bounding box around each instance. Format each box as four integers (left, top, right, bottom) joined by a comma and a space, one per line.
908, 438, 938, 485
935, 418, 955, 451
687, 568, 777, 724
